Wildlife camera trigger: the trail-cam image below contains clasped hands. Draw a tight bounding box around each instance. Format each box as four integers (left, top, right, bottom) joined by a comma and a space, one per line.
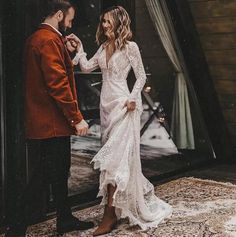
65, 33, 82, 53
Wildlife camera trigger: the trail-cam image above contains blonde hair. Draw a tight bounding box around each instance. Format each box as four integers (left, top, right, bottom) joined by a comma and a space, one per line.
96, 6, 132, 50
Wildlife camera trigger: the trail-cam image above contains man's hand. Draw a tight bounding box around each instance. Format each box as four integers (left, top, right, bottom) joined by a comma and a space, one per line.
124, 100, 136, 111
75, 119, 89, 136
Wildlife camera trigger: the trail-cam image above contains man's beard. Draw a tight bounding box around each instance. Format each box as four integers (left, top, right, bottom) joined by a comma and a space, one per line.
58, 19, 67, 36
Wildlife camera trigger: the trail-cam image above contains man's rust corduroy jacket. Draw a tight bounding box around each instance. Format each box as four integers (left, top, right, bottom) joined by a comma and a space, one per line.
24, 24, 83, 139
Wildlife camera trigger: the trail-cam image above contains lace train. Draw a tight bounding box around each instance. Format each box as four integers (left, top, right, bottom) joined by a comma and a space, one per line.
91, 108, 172, 230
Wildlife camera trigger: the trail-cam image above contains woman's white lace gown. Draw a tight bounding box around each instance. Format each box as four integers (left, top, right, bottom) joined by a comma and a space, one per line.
73, 41, 172, 230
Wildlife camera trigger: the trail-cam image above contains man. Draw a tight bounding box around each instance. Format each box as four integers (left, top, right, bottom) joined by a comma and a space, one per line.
5, 1, 93, 236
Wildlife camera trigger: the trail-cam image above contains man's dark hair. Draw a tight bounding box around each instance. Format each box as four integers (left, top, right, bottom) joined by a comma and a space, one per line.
42, 0, 74, 19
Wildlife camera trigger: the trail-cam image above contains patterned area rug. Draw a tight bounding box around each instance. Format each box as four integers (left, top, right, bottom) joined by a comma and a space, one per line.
5, 177, 236, 237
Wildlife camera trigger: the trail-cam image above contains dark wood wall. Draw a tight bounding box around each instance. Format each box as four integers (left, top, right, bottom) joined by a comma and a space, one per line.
0, 1, 5, 225
188, 0, 236, 152
1, 0, 27, 228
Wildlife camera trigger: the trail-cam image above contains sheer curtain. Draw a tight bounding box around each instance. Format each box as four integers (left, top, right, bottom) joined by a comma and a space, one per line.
144, 0, 195, 149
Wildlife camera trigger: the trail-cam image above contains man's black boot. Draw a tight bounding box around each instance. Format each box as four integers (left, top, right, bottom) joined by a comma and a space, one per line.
56, 214, 94, 235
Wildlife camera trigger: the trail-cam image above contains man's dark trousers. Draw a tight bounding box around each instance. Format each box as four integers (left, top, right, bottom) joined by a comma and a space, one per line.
8, 136, 72, 229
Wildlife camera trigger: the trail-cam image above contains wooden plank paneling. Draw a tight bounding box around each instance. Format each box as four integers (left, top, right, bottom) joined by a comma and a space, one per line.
200, 34, 236, 50
196, 17, 236, 34
209, 65, 236, 80
205, 49, 236, 65
214, 80, 236, 95
190, 0, 236, 19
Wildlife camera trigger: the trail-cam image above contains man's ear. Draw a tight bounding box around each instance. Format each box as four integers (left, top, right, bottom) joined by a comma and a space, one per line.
55, 10, 64, 22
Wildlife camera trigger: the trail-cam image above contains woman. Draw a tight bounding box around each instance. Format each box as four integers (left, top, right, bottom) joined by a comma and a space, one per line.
68, 6, 172, 236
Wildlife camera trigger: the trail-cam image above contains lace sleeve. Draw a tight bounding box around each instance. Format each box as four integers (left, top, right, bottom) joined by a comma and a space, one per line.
127, 42, 147, 102
72, 44, 102, 73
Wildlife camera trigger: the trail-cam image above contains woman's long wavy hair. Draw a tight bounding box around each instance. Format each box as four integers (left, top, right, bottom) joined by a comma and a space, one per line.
96, 6, 132, 50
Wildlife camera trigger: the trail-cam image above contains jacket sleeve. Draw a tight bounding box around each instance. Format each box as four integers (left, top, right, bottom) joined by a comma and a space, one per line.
40, 39, 83, 126
72, 43, 102, 73
127, 42, 147, 102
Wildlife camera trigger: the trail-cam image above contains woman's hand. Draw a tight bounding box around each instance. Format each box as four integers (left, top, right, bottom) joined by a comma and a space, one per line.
124, 100, 136, 111
66, 33, 80, 44
65, 40, 77, 52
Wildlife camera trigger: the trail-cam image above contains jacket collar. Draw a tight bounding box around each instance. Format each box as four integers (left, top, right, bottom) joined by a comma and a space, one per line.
39, 23, 63, 37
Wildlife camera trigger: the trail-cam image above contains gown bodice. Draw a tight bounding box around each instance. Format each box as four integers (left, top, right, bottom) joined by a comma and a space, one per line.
73, 41, 147, 105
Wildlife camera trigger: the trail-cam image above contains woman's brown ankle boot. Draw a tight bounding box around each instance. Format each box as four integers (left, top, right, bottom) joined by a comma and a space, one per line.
93, 205, 117, 236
